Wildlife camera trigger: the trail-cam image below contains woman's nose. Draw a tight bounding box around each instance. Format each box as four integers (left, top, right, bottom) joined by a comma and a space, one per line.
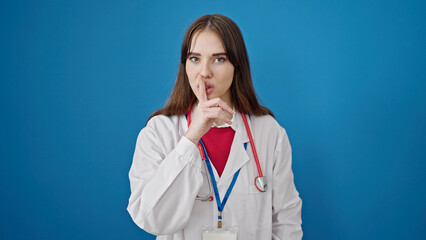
200, 61, 213, 79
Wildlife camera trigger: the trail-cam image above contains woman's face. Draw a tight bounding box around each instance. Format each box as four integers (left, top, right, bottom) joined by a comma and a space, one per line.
186, 30, 235, 107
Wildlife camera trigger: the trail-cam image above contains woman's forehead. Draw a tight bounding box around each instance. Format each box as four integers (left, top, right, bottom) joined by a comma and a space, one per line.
189, 30, 226, 54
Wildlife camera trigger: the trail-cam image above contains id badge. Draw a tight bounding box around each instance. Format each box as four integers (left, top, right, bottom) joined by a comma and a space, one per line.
202, 225, 238, 240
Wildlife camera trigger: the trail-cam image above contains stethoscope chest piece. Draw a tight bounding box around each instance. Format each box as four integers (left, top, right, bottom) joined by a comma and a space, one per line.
255, 176, 267, 192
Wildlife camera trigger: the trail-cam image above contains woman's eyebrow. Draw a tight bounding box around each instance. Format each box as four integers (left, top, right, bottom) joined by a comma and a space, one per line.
212, 52, 227, 56
188, 52, 227, 56
188, 52, 201, 56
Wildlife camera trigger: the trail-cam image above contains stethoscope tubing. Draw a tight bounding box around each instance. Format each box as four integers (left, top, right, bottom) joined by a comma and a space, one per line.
241, 113, 264, 178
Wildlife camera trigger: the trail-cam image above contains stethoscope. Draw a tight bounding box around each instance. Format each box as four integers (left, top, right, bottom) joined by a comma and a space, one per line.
186, 105, 267, 202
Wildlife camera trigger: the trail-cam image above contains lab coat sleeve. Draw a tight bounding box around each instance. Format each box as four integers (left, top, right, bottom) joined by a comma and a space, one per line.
127, 118, 204, 235
272, 127, 303, 240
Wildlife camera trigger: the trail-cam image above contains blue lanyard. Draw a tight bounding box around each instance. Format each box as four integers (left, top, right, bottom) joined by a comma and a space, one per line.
199, 140, 247, 227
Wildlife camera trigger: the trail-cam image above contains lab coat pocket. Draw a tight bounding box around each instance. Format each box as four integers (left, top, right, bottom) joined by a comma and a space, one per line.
245, 186, 272, 233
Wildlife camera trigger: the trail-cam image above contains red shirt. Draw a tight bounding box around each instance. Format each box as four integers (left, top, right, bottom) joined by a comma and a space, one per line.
201, 127, 235, 177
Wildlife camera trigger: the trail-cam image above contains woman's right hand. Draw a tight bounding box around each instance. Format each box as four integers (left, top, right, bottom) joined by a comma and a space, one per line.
184, 80, 234, 145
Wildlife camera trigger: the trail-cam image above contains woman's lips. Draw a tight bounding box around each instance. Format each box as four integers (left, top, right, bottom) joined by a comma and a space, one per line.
197, 82, 215, 95
205, 86, 214, 95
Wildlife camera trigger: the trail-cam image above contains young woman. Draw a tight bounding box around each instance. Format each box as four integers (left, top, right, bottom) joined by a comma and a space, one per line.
127, 14, 302, 239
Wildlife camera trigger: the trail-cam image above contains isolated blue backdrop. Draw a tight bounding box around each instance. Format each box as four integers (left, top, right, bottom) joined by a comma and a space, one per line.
1, 0, 425, 239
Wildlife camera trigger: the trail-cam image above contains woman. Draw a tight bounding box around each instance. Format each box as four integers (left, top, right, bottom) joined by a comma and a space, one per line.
127, 14, 302, 239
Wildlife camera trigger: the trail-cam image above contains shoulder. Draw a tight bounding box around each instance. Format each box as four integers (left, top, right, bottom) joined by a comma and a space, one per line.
249, 114, 289, 147
139, 114, 186, 141
146, 114, 182, 130
250, 114, 287, 135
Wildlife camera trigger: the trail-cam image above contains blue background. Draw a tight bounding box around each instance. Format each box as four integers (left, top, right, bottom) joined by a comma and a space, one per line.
1, 0, 425, 239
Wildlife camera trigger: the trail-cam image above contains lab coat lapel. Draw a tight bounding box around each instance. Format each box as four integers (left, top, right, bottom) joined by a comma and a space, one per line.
217, 112, 250, 187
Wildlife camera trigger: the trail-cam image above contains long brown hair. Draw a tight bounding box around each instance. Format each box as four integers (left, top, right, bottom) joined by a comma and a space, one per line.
149, 14, 273, 120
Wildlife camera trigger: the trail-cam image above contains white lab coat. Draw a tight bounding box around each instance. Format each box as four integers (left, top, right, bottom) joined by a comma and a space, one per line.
127, 110, 303, 240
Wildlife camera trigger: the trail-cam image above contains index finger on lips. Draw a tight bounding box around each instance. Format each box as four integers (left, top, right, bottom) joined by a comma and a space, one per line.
198, 79, 208, 103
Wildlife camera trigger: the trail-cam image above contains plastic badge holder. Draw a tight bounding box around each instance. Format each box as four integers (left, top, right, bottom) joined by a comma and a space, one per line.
202, 225, 238, 240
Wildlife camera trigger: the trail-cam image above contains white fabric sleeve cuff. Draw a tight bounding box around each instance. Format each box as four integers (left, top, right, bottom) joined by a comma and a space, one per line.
174, 136, 202, 170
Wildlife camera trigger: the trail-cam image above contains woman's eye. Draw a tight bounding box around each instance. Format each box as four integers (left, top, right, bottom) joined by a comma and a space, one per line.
214, 57, 226, 63
188, 56, 199, 62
